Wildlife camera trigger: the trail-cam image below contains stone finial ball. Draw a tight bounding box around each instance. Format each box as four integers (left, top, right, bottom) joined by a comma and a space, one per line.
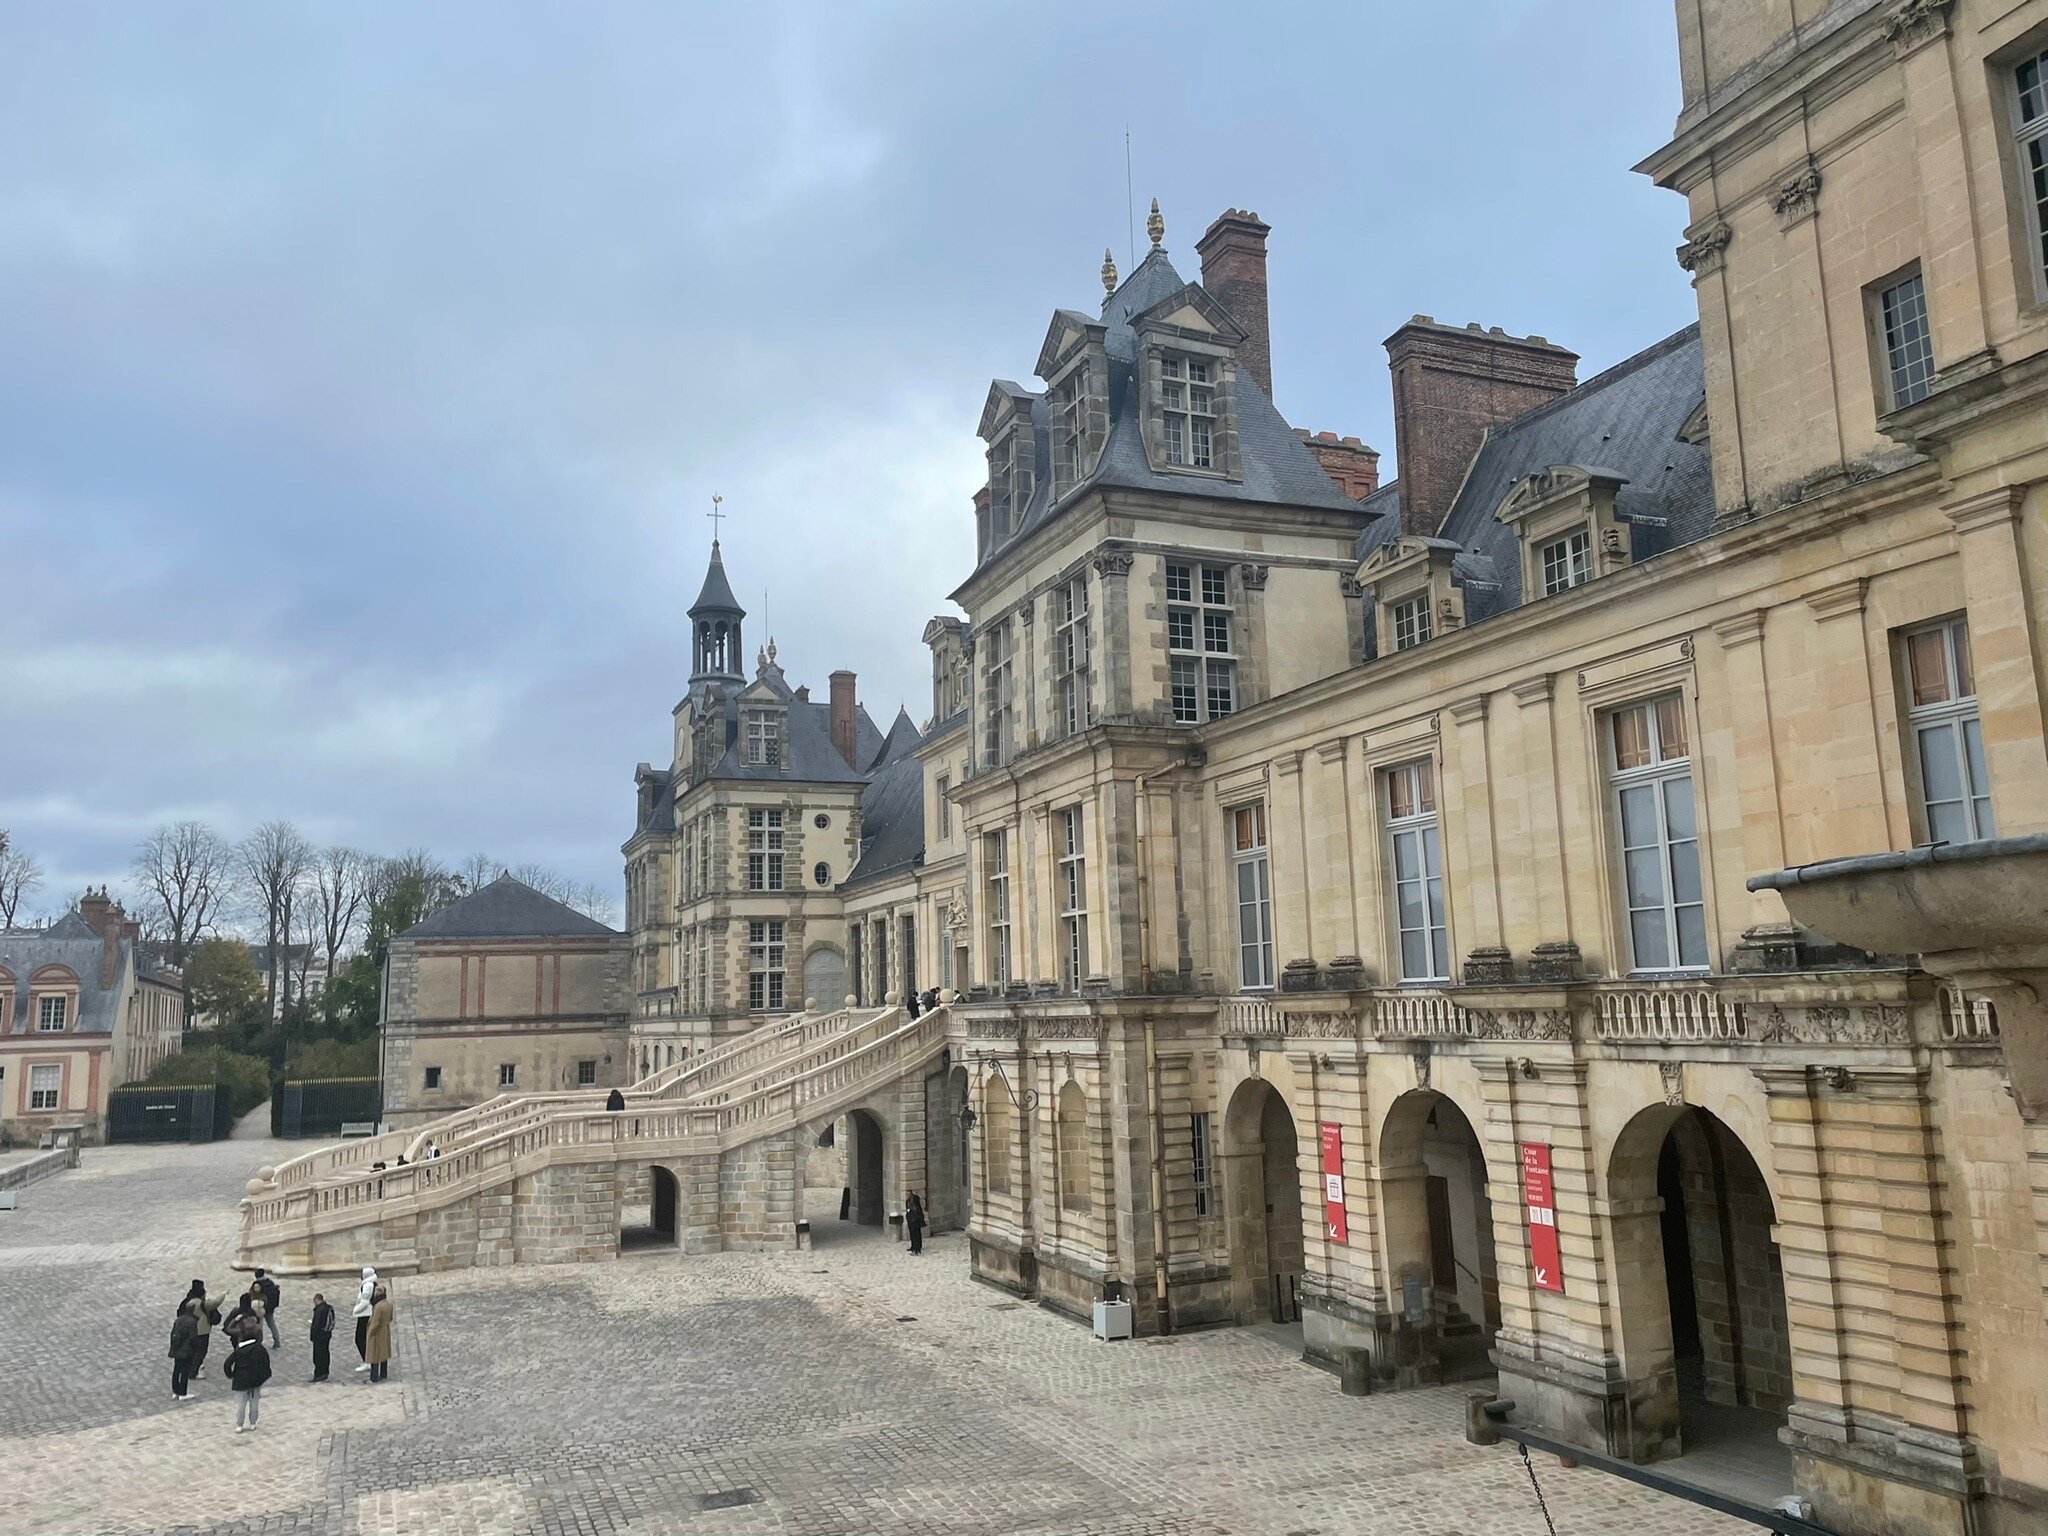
257, 1167, 276, 1182
804, 996, 818, 1011
245, 1178, 270, 1196
885, 991, 900, 1006
845, 995, 858, 1008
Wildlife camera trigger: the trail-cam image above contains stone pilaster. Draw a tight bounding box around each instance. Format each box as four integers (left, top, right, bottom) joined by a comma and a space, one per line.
1945, 488, 2048, 835
1447, 695, 1504, 965
1803, 579, 1895, 855
1710, 610, 1794, 944
1268, 752, 1312, 969
1092, 548, 1135, 723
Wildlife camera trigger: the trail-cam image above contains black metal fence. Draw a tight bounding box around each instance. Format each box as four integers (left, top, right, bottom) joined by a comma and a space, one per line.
107, 1084, 233, 1143
274, 1077, 381, 1139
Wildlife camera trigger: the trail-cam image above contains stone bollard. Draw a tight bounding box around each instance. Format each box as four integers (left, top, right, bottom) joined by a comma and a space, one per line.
1337, 1347, 1371, 1397
1465, 1392, 1501, 1445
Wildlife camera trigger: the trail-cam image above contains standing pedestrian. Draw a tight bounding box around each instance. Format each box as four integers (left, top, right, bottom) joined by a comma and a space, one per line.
364, 1285, 395, 1383
905, 1192, 926, 1256
308, 1293, 335, 1384
352, 1267, 377, 1372
226, 1332, 271, 1432
253, 1269, 282, 1350
168, 1299, 199, 1401
182, 1280, 218, 1379
605, 1088, 626, 1111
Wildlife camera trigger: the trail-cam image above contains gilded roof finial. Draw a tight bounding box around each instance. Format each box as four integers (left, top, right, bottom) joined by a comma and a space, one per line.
1147, 197, 1164, 249
1101, 247, 1117, 294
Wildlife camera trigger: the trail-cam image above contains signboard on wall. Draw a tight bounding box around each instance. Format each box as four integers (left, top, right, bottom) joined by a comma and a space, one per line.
1521, 1141, 1564, 1293
1319, 1121, 1348, 1243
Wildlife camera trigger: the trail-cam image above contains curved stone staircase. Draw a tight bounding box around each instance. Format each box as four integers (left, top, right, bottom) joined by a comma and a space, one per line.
239, 999, 953, 1276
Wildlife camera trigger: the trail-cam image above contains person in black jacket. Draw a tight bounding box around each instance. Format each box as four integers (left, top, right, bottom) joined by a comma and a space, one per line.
168, 1300, 200, 1401
905, 1192, 927, 1256
308, 1293, 335, 1384
605, 1088, 626, 1111
226, 1335, 272, 1432
252, 1269, 282, 1349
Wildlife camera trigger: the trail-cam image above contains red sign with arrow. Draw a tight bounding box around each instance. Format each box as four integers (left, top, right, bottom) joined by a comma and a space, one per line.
1521, 1141, 1564, 1293
1319, 1121, 1348, 1244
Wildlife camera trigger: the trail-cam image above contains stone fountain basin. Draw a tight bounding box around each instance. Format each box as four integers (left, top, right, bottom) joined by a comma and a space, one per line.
1748, 835, 2048, 959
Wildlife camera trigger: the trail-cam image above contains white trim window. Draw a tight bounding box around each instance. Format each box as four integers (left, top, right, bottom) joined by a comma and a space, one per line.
1391, 593, 1432, 652
744, 711, 780, 767
37, 995, 67, 1032
747, 919, 786, 1011
981, 619, 1014, 767
1231, 804, 1276, 991
1058, 806, 1088, 990
577, 1060, 597, 1087
498, 1062, 517, 1088
935, 774, 951, 839
1167, 561, 1236, 723
29, 1063, 60, 1111
1054, 576, 1091, 737
680, 928, 695, 1015
1539, 527, 1593, 596
1054, 367, 1090, 492
1904, 617, 1994, 844
695, 926, 712, 1011
746, 808, 785, 892
2015, 45, 2048, 298
984, 832, 1011, 986
1383, 760, 1450, 983
1161, 354, 1216, 469
696, 816, 713, 896
1877, 271, 1935, 410
1609, 695, 1709, 972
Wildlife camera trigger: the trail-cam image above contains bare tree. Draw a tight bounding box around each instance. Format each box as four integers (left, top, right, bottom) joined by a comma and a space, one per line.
507, 862, 575, 902
0, 838, 44, 929
456, 851, 503, 894
311, 846, 370, 987
571, 881, 621, 928
130, 821, 232, 965
239, 821, 314, 1019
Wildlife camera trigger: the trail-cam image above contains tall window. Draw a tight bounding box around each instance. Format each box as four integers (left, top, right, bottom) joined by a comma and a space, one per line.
1877, 271, 1935, 410
1168, 561, 1236, 723
1391, 593, 1432, 652
2014, 46, 2048, 297
935, 774, 951, 839
981, 619, 1013, 766
746, 808, 785, 891
1054, 576, 1091, 736
1057, 1082, 1091, 1211
695, 925, 712, 1011
984, 832, 1011, 985
984, 1074, 1015, 1195
1161, 355, 1216, 469
745, 711, 780, 766
1058, 806, 1088, 990
1054, 367, 1090, 491
987, 434, 1017, 546
1189, 1111, 1214, 1217
37, 995, 67, 1032
1231, 804, 1275, 991
1609, 695, 1709, 972
29, 1063, 59, 1111
748, 920, 786, 1011
1383, 760, 1449, 982
1539, 528, 1593, 596
696, 816, 713, 896
680, 924, 695, 1011
1904, 618, 1994, 844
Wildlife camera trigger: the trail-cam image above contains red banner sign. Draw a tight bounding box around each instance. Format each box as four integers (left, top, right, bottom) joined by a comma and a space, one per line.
1319, 1121, 1348, 1244
1521, 1141, 1564, 1293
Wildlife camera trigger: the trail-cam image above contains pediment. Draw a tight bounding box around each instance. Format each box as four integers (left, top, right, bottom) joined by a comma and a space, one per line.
1035, 310, 1105, 382
1497, 464, 1628, 522
1133, 283, 1246, 345
739, 674, 792, 705
978, 380, 1037, 441
1677, 399, 1709, 445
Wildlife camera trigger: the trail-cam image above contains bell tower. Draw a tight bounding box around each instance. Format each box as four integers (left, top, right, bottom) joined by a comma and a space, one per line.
688, 539, 746, 686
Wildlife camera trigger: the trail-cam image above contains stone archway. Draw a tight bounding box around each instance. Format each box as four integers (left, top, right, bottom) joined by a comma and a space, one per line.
1378, 1089, 1500, 1384
650, 1166, 679, 1244
846, 1108, 885, 1227
923, 1064, 971, 1232
1607, 1103, 1793, 1463
1223, 1077, 1304, 1324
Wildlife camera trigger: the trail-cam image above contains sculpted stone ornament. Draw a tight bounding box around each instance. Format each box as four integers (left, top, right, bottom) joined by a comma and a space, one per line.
1465, 1009, 1573, 1042
1092, 549, 1135, 579
1239, 562, 1270, 591
1660, 1060, 1685, 1107
1753, 1003, 1908, 1045
1772, 161, 1823, 229
1677, 221, 1732, 278
1031, 1017, 1107, 1041
1884, 0, 1954, 51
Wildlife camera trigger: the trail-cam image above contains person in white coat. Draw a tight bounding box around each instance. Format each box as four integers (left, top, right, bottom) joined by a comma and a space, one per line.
352, 1266, 378, 1372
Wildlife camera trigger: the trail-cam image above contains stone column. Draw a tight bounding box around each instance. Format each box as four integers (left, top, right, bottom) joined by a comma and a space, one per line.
1105, 1023, 1161, 1335
1447, 695, 1505, 975
1946, 487, 2048, 835
1268, 752, 1312, 972
1092, 549, 1136, 724
1711, 611, 1795, 947
1238, 562, 1270, 708
1346, 740, 1387, 979
1804, 580, 1895, 856
1019, 604, 1039, 752
1308, 739, 1358, 969
1508, 676, 1572, 949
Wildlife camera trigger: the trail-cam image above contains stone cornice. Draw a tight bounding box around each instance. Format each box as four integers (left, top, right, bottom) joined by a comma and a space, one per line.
1943, 485, 2027, 536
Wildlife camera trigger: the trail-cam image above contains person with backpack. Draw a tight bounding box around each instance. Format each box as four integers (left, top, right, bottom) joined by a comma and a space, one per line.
180, 1280, 220, 1380
168, 1299, 200, 1401
308, 1293, 335, 1384
252, 1269, 282, 1350
226, 1331, 272, 1431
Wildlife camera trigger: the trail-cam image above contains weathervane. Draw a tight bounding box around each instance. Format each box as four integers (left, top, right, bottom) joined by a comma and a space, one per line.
708, 493, 726, 543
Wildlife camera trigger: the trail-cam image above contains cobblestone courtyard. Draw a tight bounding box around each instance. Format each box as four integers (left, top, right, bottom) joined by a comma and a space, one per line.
0, 1139, 1750, 1536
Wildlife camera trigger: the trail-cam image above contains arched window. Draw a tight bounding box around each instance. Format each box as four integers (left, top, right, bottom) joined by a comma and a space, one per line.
983, 1074, 1015, 1196
1057, 1081, 1091, 1212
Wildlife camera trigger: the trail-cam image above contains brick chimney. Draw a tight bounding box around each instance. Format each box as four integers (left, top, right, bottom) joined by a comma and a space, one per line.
829, 670, 858, 769
1296, 431, 1381, 500
78, 886, 114, 937
1196, 209, 1273, 398
1385, 317, 1578, 537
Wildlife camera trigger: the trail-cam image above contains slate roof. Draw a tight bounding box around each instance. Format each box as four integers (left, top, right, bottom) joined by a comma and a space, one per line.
867, 707, 922, 771
398, 876, 619, 941
690, 541, 743, 616
1355, 324, 1712, 626
0, 914, 128, 1036
699, 697, 884, 785
969, 247, 1372, 581
842, 750, 926, 891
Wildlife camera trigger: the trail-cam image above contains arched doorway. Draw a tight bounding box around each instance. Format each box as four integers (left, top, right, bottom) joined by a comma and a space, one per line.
650, 1166, 678, 1243
846, 1108, 885, 1226
923, 1064, 971, 1232
1609, 1104, 1792, 1464
1378, 1090, 1500, 1383
1223, 1078, 1304, 1324
621, 1165, 680, 1251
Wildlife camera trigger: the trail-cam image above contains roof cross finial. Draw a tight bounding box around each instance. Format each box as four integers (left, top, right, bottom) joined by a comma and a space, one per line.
1101, 248, 1118, 294
708, 493, 726, 545
1147, 197, 1164, 249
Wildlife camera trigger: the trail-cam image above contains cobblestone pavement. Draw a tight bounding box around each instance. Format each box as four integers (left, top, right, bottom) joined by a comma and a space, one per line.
0, 1141, 1751, 1536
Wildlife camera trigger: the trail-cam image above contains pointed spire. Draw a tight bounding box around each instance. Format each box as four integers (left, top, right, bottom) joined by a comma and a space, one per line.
1101, 247, 1118, 294
1147, 197, 1164, 249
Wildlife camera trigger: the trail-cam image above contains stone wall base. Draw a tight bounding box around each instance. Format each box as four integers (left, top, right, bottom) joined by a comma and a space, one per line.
969, 1231, 1037, 1300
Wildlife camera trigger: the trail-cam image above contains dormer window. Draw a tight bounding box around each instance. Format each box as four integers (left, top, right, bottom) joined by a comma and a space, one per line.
1356, 537, 1462, 656
1053, 367, 1090, 493
1390, 594, 1432, 652
988, 435, 1017, 543
1538, 528, 1593, 596
1498, 466, 1629, 602
745, 711, 780, 767
1161, 356, 1216, 468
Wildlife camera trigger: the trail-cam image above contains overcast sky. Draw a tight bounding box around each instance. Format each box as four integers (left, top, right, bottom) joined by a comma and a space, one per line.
0, 2, 1697, 917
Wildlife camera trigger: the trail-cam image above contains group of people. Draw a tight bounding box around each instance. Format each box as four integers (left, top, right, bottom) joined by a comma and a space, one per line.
166, 1265, 396, 1429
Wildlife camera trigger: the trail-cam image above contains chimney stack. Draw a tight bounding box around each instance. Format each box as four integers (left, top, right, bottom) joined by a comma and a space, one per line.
829, 670, 858, 769
1296, 431, 1381, 500
1196, 209, 1273, 398
1384, 318, 1578, 537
